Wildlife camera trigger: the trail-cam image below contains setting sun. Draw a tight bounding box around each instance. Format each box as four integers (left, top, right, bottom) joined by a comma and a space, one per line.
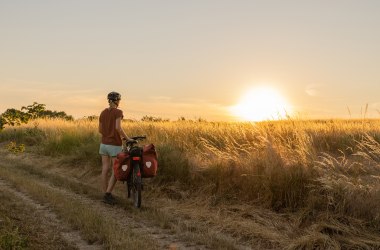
230, 86, 291, 121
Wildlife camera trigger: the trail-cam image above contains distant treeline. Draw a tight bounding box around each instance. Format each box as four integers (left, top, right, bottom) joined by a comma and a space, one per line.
0, 102, 73, 130
0, 102, 207, 131
85, 115, 205, 123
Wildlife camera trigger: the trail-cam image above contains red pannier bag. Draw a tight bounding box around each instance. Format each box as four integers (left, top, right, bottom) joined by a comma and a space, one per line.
142, 144, 158, 178
113, 152, 131, 181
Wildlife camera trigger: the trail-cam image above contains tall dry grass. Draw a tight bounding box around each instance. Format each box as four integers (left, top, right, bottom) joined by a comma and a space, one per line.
1, 118, 380, 234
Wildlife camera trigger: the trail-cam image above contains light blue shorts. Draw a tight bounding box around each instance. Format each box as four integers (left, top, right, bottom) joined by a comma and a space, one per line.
99, 144, 122, 157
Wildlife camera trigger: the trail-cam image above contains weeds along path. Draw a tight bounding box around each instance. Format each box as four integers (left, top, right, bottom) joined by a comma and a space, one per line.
0, 158, 203, 249
0, 150, 286, 249
0, 178, 99, 250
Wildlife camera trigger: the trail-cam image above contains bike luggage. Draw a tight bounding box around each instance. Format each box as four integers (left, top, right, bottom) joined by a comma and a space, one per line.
142, 144, 158, 178
113, 152, 131, 181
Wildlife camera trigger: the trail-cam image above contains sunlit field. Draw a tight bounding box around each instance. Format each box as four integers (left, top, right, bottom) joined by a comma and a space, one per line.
1, 118, 380, 248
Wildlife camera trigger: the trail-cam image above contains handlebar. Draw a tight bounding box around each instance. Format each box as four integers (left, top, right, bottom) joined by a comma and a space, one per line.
124, 135, 146, 147
130, 135, 146, 141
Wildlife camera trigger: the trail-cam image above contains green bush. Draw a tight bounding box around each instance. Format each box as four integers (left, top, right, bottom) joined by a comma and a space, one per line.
0, 219, 28, 250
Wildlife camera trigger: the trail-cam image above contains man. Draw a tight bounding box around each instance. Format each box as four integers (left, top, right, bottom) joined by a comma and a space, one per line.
99, 91, 131, 204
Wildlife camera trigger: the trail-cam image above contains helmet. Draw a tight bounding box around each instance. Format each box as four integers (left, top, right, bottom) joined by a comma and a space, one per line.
107, 91, 121, 102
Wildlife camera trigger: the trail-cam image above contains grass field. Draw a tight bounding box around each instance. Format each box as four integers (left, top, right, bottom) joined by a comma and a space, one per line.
1, 118, 380, 249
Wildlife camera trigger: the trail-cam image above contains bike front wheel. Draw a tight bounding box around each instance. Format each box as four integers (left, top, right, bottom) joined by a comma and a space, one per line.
131, 163, 142, 208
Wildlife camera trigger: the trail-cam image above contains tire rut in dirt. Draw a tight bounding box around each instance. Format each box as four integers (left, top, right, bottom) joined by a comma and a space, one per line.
44, 182, 206, 249
0, 178, 102, 250
0, 165, 206, 250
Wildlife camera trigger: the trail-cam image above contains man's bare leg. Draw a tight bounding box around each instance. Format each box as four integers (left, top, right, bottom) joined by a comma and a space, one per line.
106, 157, 117, 193
101, 155, 111, 193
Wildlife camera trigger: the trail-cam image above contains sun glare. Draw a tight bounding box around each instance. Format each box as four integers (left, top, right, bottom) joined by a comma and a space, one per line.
230, 86, 291, 121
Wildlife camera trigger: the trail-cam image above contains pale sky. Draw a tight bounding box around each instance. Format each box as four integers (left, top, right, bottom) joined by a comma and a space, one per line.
1, 0, 380, 121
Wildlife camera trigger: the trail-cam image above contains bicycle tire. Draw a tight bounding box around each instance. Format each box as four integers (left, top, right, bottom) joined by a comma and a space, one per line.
126, 182, 131, 198
126, 170, 132, 198
131, 162, 142, 208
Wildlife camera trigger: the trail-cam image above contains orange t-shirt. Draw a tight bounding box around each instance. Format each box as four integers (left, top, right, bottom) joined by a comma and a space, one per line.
99, 108, 123, 146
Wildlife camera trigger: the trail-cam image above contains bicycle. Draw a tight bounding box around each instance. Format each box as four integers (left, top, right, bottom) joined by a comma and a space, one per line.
124, 135, 146, 208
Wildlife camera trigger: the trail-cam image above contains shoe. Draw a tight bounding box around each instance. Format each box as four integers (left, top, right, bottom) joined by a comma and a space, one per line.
103, 193, 116, 205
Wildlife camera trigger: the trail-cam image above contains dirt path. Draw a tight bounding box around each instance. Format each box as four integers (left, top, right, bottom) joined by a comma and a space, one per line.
0, 157, 211, 249
0, 150, 289, 249
0, 178, 101, 250
29, 175, 207, 250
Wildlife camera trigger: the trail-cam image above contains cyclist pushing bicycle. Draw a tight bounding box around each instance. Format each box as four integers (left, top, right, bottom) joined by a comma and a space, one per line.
98, 91, 134, 205
114, 135, 158, 208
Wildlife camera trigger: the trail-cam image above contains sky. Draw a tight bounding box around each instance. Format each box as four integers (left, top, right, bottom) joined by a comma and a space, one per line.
1, 0, 380, 121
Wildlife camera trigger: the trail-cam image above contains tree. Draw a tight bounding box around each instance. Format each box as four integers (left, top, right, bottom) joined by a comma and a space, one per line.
0, 102, 74, 132
0, 115, 6, 131
1, 108, 30, 126
41, 110, 73, 121
141, 115, 169, 122
21, 102, 46, 119
21, 102, 73, 121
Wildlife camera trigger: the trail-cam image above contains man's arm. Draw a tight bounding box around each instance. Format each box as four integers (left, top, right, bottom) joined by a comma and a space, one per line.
98, 122, 102, 134
115, 117, 129, 140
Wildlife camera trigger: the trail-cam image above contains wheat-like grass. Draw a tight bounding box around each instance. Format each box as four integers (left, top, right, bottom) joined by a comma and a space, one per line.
1, 118, 380, 227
